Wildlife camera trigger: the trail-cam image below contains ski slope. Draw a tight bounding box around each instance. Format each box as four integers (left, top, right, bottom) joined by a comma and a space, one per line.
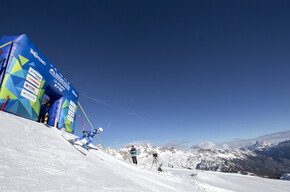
0, 111, 289, 192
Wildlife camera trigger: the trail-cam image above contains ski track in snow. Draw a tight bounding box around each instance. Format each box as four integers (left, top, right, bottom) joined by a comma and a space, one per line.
0, 111, 290, 192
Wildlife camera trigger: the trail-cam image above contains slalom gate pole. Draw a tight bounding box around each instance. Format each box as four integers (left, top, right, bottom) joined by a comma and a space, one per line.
78, 101, 104, 147
79, 115, 88, 131
84, 124, 89, 131
1, 95, 9, 111
78, 115, 86, 132
54, 118, 58, 128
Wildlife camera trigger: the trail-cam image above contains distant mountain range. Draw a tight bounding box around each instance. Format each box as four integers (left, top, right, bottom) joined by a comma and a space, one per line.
229, 140, 290, 178
216, 130, 290, 149
105, 129, 290, 179
189, 130, 290, 150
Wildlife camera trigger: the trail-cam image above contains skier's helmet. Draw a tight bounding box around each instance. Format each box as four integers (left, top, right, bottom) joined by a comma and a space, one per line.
98, 127, 103, 132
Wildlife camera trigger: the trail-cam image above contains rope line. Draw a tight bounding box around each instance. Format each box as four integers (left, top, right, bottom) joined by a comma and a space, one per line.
0, 41, 13, 49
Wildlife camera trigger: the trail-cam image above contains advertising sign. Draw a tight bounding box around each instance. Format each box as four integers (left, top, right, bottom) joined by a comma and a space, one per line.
0, 34, 79, 133
20, 89, 37, 103
23, 81, 39, 95
26, 74, 41, 88
28, 67, 42, 82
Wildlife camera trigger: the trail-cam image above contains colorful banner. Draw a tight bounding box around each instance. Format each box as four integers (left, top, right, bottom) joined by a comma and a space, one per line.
0, 34, 79, 133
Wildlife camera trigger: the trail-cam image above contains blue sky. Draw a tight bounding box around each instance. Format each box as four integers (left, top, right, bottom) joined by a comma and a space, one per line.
1, 0, 290, 148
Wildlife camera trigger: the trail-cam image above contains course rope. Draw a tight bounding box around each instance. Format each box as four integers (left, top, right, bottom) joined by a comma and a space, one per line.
0, 41, 13, 49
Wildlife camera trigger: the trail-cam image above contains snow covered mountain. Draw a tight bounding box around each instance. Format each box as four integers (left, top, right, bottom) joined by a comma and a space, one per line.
107, 139, 290, 178
245, 140, 272, 151
215, 130, 290, 150
106, 143, 254, 172
1, 111, 290, 192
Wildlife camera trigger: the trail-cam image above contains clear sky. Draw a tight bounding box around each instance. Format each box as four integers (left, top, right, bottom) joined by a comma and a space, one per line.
1, 0, 290, 148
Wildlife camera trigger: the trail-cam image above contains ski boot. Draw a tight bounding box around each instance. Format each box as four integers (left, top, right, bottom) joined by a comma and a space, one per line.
82, 144, 89, 150
69, 139, 76, 144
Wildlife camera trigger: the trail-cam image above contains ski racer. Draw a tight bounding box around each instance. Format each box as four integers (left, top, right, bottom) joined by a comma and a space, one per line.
71, 127, 103, 150
130, 145, 138, 164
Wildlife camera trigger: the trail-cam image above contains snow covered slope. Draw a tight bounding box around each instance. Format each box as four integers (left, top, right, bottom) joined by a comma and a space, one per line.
0, 112, 196, 191
1, 111, 289, 192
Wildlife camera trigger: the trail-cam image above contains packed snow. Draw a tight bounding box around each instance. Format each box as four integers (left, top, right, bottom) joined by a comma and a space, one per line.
0, 111, 290, 192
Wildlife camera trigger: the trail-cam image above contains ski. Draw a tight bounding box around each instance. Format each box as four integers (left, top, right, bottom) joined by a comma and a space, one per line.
61, 134, 87, 156
68, 140, 87, 156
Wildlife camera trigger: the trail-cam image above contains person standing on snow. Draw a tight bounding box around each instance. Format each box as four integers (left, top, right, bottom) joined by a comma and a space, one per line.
70, 127, 103, 150
130, 145, 138, 164
38, 102, 51, 123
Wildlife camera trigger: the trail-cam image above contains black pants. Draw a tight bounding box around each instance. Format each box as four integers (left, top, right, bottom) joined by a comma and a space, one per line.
38, 114, 49, 123
38, 115, 45, 123
132, 157, 137, 164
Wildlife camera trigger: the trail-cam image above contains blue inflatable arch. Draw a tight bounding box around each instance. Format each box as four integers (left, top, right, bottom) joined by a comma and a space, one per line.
0, 34, 78, 133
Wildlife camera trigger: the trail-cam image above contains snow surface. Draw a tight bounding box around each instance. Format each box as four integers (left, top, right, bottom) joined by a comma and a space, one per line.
1, 111, 290, 192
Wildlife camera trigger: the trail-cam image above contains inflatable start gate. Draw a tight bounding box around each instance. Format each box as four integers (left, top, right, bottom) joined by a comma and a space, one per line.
0, 34, 78, 133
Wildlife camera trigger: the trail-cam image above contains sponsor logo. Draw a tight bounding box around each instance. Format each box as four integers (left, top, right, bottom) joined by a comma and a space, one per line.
24, 81, 39, 95
67, 115, 74, 122
68, 110, 74, 117
28, 67, 42, 82
49, 68, 55, 75
69, 105, 75, 113
72, 90, 78, 98
49, 68, 70, 91
67, 100, 76, 123
21, 89, 37, 103
70, 101, 76, 107
26, 74, 41, 88
30, 48, 46, 65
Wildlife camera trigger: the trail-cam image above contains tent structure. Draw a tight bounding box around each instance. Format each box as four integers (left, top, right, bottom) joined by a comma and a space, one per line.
0, 34, 78, 133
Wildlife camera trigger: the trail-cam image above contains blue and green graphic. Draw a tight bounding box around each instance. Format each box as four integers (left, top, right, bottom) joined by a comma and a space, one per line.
0, 34, 78, 133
